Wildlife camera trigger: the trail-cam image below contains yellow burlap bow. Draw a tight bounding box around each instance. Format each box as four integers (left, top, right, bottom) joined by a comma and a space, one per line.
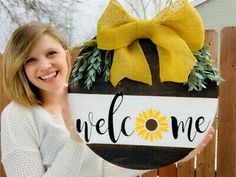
97, 0, 204, 86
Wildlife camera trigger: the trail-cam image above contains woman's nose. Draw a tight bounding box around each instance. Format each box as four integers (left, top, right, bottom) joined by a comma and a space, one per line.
39, 58, 52, 70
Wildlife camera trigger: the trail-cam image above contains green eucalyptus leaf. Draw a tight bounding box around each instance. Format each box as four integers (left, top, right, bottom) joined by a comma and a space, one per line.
90, 56, 97, 64
78, 73, 83, 79
79, 65, 86, 72
186, 43, 224, 92
88, 69, 96, 76
93, 50, 99, 57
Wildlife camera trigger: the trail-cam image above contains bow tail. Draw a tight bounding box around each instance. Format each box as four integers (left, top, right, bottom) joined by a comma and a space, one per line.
157, 43, 196, 83
110, 40, 152, 86
151, 25, 197, 83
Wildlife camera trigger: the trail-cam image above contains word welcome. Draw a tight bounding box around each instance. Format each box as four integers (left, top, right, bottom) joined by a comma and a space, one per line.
75, 93, 210, 143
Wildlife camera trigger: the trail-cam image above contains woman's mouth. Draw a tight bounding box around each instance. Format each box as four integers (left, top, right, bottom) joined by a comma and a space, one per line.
40, 71, 58, 81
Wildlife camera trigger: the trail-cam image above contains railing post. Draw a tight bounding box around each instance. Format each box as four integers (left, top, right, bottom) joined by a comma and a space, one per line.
217, 26, 236, 177
196, 30, 218, 177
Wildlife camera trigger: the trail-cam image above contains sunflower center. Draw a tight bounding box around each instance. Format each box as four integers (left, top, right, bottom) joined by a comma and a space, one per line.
145, 118, 158, 131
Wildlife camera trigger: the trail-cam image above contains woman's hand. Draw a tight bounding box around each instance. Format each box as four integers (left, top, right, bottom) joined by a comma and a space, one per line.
178, 127, 215, 163
60, 83, 83, 143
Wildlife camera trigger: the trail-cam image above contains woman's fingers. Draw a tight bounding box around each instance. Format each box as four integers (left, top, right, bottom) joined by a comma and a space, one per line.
60, 83, 83, 143
196, 127, 214, 151
60, 84, 73, 127
178, 126, 215, 163
60, 83, 69, 108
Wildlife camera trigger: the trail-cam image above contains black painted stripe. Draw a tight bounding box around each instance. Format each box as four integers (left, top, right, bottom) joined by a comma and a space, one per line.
69, 39, 218, 98
88, 144, 194, 169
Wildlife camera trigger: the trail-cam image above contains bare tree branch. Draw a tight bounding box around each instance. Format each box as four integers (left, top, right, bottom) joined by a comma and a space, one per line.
140, 0, 147, 19
165, 0, 173, 7
153, 0, 162, 13
123, 0, 141, 18
0, 0, 87, 45
0, 0, 21, 25
144, 0, 152, 9
122, 0, 171, 19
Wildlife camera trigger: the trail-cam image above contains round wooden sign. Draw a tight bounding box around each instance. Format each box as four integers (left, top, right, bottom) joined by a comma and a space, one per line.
68, 39, 218, 169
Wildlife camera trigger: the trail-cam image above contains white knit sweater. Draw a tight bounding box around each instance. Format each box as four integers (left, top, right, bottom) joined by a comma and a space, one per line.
1, 102, 148, 177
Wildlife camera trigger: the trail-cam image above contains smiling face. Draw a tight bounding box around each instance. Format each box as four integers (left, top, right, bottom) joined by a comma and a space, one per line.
24, 34, 68, 97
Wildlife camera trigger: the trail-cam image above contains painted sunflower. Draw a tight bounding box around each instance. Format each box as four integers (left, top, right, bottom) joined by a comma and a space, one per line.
134, 108, 169, 142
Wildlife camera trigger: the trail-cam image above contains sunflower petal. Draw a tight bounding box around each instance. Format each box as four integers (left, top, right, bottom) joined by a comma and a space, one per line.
156, 130, 163, 139
159, 127, 169, 132
158, 116, 167, 122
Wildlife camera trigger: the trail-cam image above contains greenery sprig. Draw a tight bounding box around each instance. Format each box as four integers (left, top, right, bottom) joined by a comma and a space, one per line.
70, 40, 112, 90
184, 44, 224, 91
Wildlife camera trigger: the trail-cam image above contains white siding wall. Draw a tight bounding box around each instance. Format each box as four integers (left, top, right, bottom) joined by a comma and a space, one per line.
195, 0, 236, 32
195, 0, 236, 65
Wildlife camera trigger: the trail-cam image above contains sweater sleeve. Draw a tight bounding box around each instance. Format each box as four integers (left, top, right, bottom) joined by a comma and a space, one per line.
1, 103, 87, 177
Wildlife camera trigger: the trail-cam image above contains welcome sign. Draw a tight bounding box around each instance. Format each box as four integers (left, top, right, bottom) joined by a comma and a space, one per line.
68, 39, 218, 170
68, 0, 220, 169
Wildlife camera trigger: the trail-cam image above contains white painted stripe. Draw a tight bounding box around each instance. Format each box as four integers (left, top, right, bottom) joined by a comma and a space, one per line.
69, 93, 218, 148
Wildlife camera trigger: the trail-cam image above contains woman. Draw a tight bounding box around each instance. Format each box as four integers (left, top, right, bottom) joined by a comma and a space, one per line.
1, 21, 214, 177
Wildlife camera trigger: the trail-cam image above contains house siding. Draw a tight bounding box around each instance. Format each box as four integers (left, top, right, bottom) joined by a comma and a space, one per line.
195, 0, 236, 31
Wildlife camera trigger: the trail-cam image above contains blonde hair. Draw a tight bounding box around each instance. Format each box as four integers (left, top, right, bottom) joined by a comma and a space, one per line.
3, 21, 70, 107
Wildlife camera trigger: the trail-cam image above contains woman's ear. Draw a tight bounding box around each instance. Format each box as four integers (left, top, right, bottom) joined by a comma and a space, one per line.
65, 49, 72, 82
66, 49, 71, 60
65, 49, 72, 68
69, 48, 81, 65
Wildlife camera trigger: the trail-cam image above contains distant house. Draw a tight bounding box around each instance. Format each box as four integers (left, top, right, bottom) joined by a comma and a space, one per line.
194, 0, 236, 32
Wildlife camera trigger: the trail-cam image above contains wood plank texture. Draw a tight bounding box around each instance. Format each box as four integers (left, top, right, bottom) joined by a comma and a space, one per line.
159, 164, 177, 177
196, 121, 216, 177
177, 159, 195, 177
217, 27, 236, 177
141, 169, 158, 177
204, 30, 219, 68
196, 30, 218, 177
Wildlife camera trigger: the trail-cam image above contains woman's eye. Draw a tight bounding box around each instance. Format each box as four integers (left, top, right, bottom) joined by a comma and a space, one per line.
47, 51, 57, 57
25, 58, 36, 64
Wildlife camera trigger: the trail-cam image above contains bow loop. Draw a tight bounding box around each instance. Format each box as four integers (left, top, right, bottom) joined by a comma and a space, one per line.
97, 0, 135, 34
152, 0, 204, 51
97, 0, 204, 86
